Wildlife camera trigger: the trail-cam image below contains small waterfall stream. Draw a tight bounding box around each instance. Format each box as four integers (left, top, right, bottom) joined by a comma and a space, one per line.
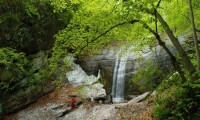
111, 49, 130, 102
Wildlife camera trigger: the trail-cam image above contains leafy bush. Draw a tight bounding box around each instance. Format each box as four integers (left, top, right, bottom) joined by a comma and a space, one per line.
0, 0, 71, 53
129, 61, 164, 93
153, 71, 200, 119
0, 48, 31, 92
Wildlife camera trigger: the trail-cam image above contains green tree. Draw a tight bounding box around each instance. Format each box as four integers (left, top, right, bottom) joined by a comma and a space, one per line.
0, 48, 31, 92
0, 0, 71, 53
187, 0, 200, 70
52, 0, 196, 80
50, 0, 200, 119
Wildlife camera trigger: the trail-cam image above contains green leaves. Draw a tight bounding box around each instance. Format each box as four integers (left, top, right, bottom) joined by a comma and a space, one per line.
25, 2, 40, 17
0, 48, 31, 92
130, 60, 163, 92
50, 0, 82, 13
153, 69, 200, 119
0, 0, 71, 53
50, 0, 69, 13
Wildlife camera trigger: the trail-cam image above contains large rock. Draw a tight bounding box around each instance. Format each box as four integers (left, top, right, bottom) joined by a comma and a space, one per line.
127, 92, 150, 104
0, 50, 54, 115
13, 104, 116, 120
83, 83, 106, 98
77, 48, 170, 95
77, 34, 189, 96
29, 50, 49, 71
63, 105, 116, 120
0, 81, 55, 115
65, 56, 106, 99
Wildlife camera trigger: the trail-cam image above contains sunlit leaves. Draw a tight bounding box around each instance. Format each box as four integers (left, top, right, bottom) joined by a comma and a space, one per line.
159, 0, 190, 35
50, 0, 68, 12
49, 0, 81, 13
51, 0, 200, 68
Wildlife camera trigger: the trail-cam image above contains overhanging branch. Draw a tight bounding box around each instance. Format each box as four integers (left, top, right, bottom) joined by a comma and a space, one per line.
195, 28, 200, 32
145, 7, 196, 74
140, 20, 187, 82
154, 0, 162, 34
156, 0, 162, 8
75, 20, 139, 56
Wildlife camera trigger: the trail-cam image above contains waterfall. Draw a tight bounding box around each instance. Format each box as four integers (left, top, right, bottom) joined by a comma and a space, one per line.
112, 49, 130, 102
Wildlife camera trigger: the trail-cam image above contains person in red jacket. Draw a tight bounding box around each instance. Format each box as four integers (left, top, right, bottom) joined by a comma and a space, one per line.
70, 97, 77, 108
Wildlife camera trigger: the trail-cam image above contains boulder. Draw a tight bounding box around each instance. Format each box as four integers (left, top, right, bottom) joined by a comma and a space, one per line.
65, 57, 106, 99
0, 50, 54, 115
29, 50, 49, 71
77, 34, 189, 96
82, 83, 106, 99
127, 92, 150, 104
0, 81, 55, 115
63, 105, 116, 120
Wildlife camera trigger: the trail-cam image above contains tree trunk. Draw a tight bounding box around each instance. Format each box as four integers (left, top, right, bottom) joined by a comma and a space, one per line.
188, 0, 200, 70
145, 9, 196, 74
141, 21, 187, 82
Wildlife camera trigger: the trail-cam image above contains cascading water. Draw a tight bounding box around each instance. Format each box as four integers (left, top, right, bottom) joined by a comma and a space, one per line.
111, 48, 130, 102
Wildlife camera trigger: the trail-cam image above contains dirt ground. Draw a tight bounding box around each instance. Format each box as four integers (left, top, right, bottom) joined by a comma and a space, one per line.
1, 84, 154, 120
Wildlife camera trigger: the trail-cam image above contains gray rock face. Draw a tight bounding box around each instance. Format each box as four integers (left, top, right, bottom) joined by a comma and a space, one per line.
17, 106, 57, 120
63, 105, 116, 120
0, 82, 55, 116
65, 56, 106, 99
0, 50, 54, 116
29, 50, 49, 71
127, 92, 150, 104
77, 38, 185, 96
14, 103, 116, 120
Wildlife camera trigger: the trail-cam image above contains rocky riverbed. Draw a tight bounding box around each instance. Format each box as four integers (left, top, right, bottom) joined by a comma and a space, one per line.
1, 83, 155, 120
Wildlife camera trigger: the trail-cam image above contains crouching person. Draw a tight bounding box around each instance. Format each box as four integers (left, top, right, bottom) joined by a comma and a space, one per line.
70, 96, 77, 108
70, 96, 83, 108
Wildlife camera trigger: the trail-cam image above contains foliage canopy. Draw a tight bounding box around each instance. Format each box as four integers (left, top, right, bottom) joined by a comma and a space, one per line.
1, 0, 200, 118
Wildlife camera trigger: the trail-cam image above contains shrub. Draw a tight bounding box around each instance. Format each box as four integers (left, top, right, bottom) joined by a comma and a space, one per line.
129, 61, 164, 93
0, 48, 31, 92
153, 71, 200, 119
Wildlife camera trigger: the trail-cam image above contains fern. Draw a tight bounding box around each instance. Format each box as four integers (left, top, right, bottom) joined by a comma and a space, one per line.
0, 48, 31, 92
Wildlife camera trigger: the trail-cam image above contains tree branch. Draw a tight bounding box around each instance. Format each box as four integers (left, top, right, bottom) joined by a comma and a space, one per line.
156, 0, 162, 8
195, 28, 200, 32
144, 7, 196, 74
75, 20, 139, 56
140, 20, 187, 82
107, 4, 120, 17
154, 0, 162, 33
154, 8, 158, 34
